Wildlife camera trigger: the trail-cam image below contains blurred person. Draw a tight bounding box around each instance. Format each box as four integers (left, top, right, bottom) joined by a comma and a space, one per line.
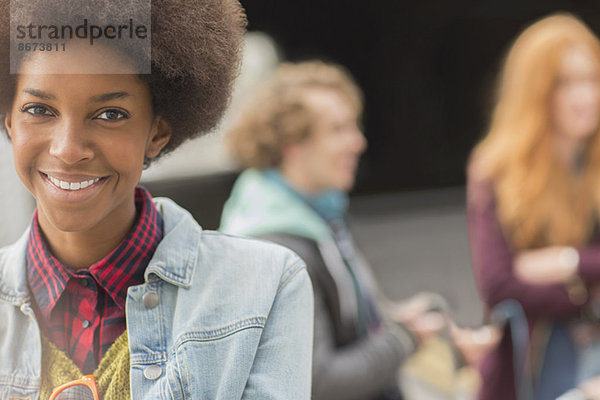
558, 375, 600, 400
0, 134, 34, 246
450, 322, 502, 368
0, 1, 314, 399
467, 13, 600, 400
220, 60, 445, 400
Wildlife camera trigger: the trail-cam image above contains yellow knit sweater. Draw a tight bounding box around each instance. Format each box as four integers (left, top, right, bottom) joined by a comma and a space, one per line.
39, 331, 130, 400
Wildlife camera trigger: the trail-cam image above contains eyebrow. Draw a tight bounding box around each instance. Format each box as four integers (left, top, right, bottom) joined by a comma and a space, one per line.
21, 89, 131, 103
22, 88, 55, 100
89, 92, 131, 103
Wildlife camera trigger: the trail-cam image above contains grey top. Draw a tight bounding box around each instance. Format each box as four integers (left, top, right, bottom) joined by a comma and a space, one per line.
262, 233, 417, 400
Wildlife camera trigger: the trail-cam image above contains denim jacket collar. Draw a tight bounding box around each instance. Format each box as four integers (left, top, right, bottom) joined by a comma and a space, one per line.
144, 197, 200, 288
0, 197, 199, 305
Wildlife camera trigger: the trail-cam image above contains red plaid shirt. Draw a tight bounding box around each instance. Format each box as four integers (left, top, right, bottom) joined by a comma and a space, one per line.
27, 186, 163, 373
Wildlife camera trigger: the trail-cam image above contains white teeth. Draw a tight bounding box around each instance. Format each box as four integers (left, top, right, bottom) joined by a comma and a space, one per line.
47, 175, 100, 191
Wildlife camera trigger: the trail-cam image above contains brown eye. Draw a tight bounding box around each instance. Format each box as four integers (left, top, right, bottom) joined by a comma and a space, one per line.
95, 109, 129, 121
22, 104, 54, 116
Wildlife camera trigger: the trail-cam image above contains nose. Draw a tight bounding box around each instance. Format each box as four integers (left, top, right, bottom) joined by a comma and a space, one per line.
353, 126, 367, 154
48, 119, 94, 165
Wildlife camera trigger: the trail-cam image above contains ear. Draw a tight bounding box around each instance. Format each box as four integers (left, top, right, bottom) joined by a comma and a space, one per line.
145, 116, 172, 159
281, 141, 301, 162
4, 112, 12, 140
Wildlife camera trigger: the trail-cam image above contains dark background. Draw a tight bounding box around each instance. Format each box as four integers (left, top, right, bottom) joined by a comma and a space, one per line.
144, 2, 600, 323
147, 1, 600, 230
238, 0, 600, 192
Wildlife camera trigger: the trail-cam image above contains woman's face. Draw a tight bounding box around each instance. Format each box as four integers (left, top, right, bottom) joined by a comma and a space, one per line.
287, 88, 367, 193
551, 45, 600, 143
5, 41, 170, 235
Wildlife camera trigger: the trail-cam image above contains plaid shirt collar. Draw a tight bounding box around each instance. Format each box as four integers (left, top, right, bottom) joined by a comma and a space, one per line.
27, 186, 163, 320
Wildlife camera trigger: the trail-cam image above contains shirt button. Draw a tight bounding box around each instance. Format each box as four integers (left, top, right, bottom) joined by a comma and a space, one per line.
142, 291, 159, 309
82, 320, 91, 328
81, 278, 89, 287
144, 364, 162, 380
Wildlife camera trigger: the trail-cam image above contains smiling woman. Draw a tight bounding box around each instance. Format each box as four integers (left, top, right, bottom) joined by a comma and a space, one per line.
0, 1, 314, 400
6, 42, 165, 268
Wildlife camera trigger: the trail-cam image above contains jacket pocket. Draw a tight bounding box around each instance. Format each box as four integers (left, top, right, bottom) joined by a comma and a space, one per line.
171, 317, 266, 400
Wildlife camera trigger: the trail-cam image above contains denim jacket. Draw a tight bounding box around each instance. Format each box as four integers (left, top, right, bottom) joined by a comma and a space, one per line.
0, 197, 314, 399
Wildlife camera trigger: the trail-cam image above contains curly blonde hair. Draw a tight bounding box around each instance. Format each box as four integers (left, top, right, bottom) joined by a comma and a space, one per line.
471, 13, 600, 249
227, 60, 363, 168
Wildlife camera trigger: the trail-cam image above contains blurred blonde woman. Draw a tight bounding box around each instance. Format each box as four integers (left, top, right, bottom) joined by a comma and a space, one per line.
467, 13, 600, 400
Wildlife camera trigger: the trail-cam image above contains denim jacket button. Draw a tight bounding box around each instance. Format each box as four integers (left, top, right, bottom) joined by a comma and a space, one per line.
142, 291, 159, 309
144, 364, 162, 380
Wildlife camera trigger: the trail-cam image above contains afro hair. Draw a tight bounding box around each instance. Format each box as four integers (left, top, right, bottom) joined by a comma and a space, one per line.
0, 0, 247, 162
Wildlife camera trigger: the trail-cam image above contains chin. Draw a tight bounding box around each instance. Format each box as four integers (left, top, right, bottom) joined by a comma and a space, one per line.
336, 179, 355, 193
569, 122, 599, 140
44, 210, 98, 233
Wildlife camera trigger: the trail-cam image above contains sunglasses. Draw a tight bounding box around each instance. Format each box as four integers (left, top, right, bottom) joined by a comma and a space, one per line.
49, 375, 99, 400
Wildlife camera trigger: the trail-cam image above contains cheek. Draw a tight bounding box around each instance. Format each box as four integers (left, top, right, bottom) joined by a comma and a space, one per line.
10, 125, 39, 169
552, 92, 570, 119
330, 136, 355, 160
104, 138, 146, 176
552, 95, 577, 133
10, 143, 40, 194
325, 143, 351, 177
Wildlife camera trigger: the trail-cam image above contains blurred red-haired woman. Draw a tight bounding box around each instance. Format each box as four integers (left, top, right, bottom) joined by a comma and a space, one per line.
467, 13, 600, 400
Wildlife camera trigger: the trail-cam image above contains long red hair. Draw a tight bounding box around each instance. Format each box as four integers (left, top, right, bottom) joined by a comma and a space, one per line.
471, 13, 600, 250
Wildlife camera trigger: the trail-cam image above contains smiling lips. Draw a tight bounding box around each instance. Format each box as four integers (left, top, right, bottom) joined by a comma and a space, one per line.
45, 174, 102, 191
